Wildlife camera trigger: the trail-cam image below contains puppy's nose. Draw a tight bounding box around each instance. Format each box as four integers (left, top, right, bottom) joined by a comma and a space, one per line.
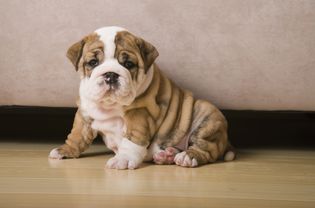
103, 72, 119, 84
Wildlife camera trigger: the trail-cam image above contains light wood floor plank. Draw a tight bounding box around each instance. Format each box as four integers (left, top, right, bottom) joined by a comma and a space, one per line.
0, 142, 314, 207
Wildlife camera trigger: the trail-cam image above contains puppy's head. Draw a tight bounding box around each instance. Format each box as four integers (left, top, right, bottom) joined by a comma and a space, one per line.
67, 26, 159, 107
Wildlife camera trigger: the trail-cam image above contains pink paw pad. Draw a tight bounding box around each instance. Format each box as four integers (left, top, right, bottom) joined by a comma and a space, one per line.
153, 147, 180, 165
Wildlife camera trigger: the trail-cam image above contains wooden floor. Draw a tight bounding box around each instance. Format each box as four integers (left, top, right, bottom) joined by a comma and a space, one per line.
0, 142, 314, 208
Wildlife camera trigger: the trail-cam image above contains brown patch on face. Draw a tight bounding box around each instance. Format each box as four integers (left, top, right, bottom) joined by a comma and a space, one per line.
114, 31, 159, 76
66, 33, 104, 77
116, 49, 140, 80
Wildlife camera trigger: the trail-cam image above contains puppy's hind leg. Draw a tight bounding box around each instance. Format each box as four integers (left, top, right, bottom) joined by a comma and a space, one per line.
175, 101, 233, 167
174, 131, 228, 167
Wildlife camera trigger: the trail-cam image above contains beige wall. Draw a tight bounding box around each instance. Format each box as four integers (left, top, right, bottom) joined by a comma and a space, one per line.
0, 0, 314, 110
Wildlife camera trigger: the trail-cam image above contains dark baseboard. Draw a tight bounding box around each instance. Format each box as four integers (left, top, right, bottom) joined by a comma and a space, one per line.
0, 105, 314, 147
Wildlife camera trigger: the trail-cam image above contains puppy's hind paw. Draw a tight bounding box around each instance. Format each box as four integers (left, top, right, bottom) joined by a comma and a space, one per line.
174, 151, 198, 168
153, 147, 179, 165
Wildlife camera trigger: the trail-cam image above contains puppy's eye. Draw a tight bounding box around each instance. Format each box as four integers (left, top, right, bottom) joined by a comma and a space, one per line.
87, 59, 99, 67
124, 61, 135, 69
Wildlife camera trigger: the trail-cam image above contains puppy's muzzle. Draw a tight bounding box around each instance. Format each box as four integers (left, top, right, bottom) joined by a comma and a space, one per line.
103, 72, 119, 85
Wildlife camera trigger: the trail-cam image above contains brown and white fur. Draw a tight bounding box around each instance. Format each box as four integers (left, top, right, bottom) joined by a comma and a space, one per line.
49, 26, 235, 169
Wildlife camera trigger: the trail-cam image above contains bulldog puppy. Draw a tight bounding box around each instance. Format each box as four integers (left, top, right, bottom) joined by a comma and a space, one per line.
49, 26, 235, 169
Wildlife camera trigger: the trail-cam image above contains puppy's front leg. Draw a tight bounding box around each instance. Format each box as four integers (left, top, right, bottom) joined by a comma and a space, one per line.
49, 109, 97, 159
106, 138, 148, 169
106, 108, 154, 170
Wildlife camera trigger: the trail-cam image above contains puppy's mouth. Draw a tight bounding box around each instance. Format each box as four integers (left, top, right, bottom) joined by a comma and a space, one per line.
104, 83, 120, 92
93, 72, 135, 106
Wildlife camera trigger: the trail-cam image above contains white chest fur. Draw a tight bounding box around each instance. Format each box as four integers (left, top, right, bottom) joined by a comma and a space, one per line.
80, 98, 125, 154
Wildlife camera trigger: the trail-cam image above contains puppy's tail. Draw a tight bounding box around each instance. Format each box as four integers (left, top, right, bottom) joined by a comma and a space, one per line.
223, 143, 236, 162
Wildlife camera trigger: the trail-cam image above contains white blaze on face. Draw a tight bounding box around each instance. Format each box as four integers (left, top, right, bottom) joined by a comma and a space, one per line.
95, 26, 126, 59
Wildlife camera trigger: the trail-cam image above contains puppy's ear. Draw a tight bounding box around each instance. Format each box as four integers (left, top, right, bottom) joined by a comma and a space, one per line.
66, 39, 85, 71
136, 38, 159, 71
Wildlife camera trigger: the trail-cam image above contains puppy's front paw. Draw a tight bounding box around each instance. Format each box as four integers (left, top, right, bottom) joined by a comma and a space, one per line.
106, 155, 140, 170
174, 151, 198, 168
49, 148, 65, 159
48, 145, 80, 159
